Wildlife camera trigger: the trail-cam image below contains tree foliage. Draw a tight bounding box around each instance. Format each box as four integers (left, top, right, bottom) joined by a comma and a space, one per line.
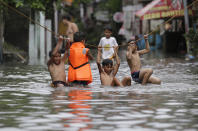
0, 0, 52, 10
98, 0, 122, 13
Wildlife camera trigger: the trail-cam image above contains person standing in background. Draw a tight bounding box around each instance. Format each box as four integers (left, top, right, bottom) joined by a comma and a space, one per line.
58, 14, 79, 53
98, 25, 118, 60
59, 14, 78, 42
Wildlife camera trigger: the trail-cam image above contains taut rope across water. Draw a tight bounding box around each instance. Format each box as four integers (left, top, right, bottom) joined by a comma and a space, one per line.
0, 0, 198, 48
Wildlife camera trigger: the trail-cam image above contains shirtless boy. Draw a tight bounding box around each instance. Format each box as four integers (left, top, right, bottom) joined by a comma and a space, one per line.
97, 47, 131, 87
126, 35, 161, 85
47, 36, 69, 87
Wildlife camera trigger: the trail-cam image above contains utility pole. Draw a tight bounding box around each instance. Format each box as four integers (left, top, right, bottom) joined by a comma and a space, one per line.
53, 2, 58, 38
183, 0, 189, 33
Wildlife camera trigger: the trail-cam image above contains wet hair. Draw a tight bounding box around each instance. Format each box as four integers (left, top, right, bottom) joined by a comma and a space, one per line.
73, 32, 86, 42
104, 25, 112, 32
135, 35, 139, 41
62, 14, 71, 21
49, 50, 61, 57
102, 59, 113, 67
47, 50, 61, 66
127, 39, 134, 44
127, 35, 139, 44
49, 51, 52, 57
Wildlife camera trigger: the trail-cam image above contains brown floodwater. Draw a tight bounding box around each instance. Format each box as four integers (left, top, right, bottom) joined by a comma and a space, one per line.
0, 50, 198, 131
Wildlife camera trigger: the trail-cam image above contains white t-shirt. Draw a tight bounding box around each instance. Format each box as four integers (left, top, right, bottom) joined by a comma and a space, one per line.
98, 37, 118, 59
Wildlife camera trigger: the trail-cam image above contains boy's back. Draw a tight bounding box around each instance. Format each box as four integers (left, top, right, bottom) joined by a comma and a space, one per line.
67, 32, 93, 86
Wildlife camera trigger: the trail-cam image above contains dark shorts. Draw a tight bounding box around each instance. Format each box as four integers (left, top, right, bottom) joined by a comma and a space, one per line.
70, 81, 88, 86
131, 71, 142, 83
52, 81, 67, 87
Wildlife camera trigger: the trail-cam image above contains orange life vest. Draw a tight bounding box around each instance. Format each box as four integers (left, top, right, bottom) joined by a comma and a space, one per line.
68, 42, 92, 84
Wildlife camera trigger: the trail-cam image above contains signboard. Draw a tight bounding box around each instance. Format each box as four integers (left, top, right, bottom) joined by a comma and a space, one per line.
136, 0, 193, 20
95, 11, 109, 22
113, 12, 123, 23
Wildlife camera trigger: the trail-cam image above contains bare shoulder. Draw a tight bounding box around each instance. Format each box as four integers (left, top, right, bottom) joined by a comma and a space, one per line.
127, 45, 130, 51
48, 64, 55, 73
71, 22, 76, 26
99, 70, 105, 75
48, 63, 53, 69
71, 22, 77, 28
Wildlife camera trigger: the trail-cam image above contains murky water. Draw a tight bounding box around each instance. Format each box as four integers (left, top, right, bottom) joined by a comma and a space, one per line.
0, 50, 198, 131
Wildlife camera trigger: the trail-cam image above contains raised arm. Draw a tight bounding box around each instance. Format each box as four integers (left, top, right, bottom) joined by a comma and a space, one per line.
113, 46, 120, 76
98, 38, 102, 49
52, 36, 63, 55
126, 43, 133, 60
97, 47, 103, 73
113, 37, 119, 53
137, 35, 150, 55
47, 36, 63, 66
87, 49, 94, 60
62, 39, 70, 62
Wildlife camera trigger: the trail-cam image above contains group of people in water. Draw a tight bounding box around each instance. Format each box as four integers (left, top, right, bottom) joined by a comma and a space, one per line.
47, 24, 161, 87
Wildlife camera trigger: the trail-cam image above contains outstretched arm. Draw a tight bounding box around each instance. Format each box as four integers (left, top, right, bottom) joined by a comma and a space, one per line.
137, 35, 150, 55
126, 43, 133, 60
113, 47, 120, 76
97, 47, 103, 73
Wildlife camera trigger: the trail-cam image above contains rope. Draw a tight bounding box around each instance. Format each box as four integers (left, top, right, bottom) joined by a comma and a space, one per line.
0, 0, 198, 48
133, 0, 198, 45
0, 0, 60, 38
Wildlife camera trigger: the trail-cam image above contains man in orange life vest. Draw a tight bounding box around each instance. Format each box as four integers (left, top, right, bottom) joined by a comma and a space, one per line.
68, 32, 93, 86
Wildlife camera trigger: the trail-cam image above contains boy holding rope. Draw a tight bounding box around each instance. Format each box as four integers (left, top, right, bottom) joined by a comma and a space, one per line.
126, 35, 161, 85
97, 46, 131, 87
47, 36, 69, 87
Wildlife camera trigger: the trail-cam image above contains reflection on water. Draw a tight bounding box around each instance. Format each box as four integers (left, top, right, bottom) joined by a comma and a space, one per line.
51, 88, 93, 130
0, 50, 198, 131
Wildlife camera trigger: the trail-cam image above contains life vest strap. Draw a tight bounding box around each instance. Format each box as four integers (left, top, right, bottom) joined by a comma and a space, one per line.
70, 62, 89, 69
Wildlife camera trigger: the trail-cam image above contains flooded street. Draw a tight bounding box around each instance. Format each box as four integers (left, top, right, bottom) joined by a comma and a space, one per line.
0, 50, 198, 131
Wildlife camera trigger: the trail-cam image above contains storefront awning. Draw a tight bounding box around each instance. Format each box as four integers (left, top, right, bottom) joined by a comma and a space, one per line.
135, 0, 193, 20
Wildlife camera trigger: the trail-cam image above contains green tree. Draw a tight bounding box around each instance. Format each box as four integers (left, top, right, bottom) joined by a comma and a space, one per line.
0, 0, 57, 63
